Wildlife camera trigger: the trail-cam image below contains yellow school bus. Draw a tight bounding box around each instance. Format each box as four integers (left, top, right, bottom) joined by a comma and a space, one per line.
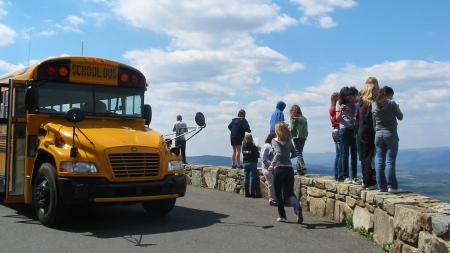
0, 56, 203, 226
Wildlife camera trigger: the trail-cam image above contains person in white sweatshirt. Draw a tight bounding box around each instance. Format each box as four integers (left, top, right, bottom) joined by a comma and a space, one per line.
261, 133, 277, 206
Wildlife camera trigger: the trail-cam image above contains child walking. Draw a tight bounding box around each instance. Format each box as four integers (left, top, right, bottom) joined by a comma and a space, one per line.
269, 123, 303, 223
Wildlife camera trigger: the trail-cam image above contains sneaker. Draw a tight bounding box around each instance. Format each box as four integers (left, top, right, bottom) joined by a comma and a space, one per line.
231, 165, 237, 169
276, 217, 287, 222
269, 200, 277, 206
344, 178, 352, 184
238, 165, 243, 169
364, 185, 377, 190
352, 178, 362, 185
378, 188, 387, 193
388, 187, 398, 193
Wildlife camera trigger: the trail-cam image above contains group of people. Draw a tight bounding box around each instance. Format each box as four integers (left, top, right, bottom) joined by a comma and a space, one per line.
329, 77, 403, 192
228, 102, 308, 223
177, 76, 402, 222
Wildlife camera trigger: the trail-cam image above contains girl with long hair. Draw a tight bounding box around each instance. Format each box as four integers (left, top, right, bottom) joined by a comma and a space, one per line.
289, 104, 308, 175
336, 86, 358, 183
269, 123, 303, 223
357, 77, 379, 189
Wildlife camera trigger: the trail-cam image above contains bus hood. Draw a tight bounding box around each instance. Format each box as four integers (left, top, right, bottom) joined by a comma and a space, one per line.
43, 120, 163, 151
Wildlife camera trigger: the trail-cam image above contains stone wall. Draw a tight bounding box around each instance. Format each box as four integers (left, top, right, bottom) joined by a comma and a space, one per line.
185, 164, 450, 253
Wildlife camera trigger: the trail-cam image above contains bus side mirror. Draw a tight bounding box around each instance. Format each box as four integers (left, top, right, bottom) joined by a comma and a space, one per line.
25, 86, 39, 113
65, 108, 85, 123
143, 104, 152, 126
195, 112, 205, 127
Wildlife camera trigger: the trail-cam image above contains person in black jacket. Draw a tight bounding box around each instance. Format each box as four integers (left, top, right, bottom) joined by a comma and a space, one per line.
228, 109, 251, 169
242, 134, 259, 197
357, 77, 379, 189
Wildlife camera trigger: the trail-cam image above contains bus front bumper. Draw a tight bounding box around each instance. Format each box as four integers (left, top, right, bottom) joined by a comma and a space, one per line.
57, 174, 187, 205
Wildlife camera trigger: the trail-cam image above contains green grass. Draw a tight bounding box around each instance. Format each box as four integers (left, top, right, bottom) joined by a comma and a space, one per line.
344, 217, 374, 242
345, 217, 353, 230
383, 242, 392, 253
354, 227, 373, 241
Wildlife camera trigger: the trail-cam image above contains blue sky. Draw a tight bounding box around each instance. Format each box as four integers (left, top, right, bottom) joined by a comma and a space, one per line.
1, 0, 450, 156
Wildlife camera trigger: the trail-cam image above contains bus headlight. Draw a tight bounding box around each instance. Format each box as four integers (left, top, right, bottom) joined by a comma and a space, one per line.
168, 160, 184, 171
60, 162, 97, 173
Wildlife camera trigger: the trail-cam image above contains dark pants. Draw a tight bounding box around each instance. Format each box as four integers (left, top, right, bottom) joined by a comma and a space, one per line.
243, 162, 258, 197
338, 128, 357, 179
357, 132, 376, 186
274, 166, 300, 219
175, 140, 187, 164
292, 138, 306, 170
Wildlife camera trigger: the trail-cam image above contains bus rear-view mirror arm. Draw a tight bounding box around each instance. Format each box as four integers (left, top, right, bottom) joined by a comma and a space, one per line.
64, 108, 86, 158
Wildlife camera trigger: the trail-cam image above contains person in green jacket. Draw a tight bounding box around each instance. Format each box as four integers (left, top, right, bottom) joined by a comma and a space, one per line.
289, 104, 308, 175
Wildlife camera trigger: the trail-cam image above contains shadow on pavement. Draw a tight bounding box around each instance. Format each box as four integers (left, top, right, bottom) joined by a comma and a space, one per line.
2, 203, 228, 242
301, 221, 344, 230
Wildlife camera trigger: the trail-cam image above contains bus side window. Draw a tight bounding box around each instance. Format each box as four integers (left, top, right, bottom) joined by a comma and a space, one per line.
14, 86, 26, 116
1, 89, 8, 119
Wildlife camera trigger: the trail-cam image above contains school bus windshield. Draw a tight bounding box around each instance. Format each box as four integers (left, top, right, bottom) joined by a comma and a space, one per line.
37, 82, 144, 117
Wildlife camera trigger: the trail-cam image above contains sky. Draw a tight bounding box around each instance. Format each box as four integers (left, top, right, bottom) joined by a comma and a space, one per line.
1, 0, 450, 156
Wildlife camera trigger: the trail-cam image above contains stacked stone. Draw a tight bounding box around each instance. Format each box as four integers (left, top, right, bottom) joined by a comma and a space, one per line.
185, 165, 450, 253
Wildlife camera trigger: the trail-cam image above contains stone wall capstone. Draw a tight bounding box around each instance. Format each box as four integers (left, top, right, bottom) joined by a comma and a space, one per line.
185, 164, 450, 253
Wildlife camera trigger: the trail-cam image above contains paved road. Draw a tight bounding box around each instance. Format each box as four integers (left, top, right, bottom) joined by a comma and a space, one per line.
0, 186, 381, 253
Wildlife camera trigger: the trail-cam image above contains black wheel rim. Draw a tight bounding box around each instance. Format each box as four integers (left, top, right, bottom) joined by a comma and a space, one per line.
35, 176, 50, 215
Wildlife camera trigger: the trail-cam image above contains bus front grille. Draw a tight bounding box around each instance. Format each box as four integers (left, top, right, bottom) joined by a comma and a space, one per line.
109, 153, 160, 178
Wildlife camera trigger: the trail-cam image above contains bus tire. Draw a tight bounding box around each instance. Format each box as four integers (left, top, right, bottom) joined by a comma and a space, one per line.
142, 198, 176, 216
32, 162, 66, 227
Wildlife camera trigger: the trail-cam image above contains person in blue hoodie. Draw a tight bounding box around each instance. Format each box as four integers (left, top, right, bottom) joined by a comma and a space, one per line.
270, 101, 286, 134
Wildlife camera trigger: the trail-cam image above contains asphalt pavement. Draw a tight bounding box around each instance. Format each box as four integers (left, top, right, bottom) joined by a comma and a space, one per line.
0, 186, 381, 253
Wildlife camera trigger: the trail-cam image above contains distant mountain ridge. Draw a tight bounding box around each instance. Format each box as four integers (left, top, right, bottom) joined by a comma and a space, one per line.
189, 147, 450, 170
188, 147, 450, 202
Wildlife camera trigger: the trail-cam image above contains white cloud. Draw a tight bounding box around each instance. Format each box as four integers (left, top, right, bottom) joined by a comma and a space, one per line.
146, 59, 450, 156
82, 11, 110, 26
0, 0, 8, 18
38, 30, 56, 37
114, 0, 297, 37
319, 16, 336, 29
291, 0, 356, 28
55, 15, 85, 32
0, 23, 16, 46
0, 59, 25, 74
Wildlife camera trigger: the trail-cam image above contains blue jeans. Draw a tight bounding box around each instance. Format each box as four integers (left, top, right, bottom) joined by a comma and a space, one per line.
375, 131, 399, 190
338, 128, 357, 180
332, 130, 340, 180
243, 162, 258, 196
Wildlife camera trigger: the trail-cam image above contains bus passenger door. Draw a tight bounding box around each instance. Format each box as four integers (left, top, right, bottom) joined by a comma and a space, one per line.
0, 84, 9, 196
3, 80, 26, 203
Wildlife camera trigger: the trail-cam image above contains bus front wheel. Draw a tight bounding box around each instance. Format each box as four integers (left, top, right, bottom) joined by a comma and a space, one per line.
142, 198, 176, 216
32, 163, 66, 227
